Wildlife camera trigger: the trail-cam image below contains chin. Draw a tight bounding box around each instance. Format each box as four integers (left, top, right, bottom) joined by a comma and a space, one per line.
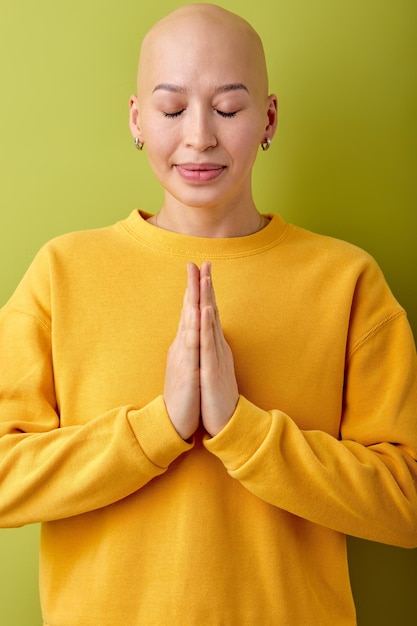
170, 186, 232, 210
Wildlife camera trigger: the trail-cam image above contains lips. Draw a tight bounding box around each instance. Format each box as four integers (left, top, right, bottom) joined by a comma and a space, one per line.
175, 163, 226, 183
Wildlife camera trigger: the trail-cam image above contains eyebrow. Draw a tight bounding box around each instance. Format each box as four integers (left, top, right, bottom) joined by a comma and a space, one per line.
215, 83, 249, 94
152, 82, 249, 94
152, 84, 188, 94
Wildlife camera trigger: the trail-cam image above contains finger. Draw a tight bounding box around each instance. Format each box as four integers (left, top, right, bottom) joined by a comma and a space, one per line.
164, 299, 201, 440
200, 275, 211, 312
181, 293, 200, 353
200, 262, 215, 313
185, 302, 200, 348
179, 263, 199, 332
210, 307, 226, 364
200, 260, 211, 281
200, 302, 225, 372
208, 268, 218, 314
200, 266, 225, 354
200, 302, 239, 437
167, 297, 200, 394
175, 265, 198, 343
200, 304, 218, 368
186, 262, 200, 309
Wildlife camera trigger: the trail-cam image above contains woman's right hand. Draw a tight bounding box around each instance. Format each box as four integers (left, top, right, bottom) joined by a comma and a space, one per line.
163, 263, 201, 440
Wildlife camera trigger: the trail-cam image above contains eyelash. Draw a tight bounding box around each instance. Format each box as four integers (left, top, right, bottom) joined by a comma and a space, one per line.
163, 110, 184, 119
163, 109, 238, 119
217, 110, 238, 118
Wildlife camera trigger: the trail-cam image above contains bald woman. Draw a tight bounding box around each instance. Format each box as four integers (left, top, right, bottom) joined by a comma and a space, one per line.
0, 5, 416, 625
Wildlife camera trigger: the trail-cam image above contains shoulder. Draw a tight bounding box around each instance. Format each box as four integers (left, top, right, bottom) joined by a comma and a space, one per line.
286, 223, 374, 264
283, 222, 388, 286
4, 217, 128, 310
284, 221, 402, 314
40, 210, 146, 261
43, 221, 123, 257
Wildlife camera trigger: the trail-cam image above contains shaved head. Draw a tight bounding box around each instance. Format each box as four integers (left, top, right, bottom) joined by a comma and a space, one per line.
136, 3, 269, 102
129, 3, 278, 223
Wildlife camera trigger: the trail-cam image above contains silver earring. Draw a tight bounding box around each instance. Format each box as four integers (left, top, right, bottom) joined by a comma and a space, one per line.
134, 138, 144, 151
261, 138, 271, 151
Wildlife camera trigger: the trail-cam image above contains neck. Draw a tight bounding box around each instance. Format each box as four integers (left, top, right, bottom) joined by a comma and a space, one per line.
150, 197, 265, 238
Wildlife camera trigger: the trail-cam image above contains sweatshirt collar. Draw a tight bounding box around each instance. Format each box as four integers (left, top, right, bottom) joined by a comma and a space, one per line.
120, 210, 289, 260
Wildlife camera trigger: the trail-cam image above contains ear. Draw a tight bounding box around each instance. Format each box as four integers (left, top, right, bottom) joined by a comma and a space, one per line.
264, 94, 278, 141
129, 95, 144, 142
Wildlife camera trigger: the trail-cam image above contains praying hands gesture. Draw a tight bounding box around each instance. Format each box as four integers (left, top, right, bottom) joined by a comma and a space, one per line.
164, 262, 239, 440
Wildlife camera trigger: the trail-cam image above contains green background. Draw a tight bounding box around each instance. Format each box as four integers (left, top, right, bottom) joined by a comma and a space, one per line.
0, 0, 416, 623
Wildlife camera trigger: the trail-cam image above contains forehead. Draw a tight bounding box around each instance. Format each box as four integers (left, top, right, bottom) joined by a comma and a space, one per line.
138, 9, 267, 96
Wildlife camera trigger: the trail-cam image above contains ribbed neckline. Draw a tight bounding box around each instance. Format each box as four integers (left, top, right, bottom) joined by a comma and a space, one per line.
119, 210, 290, 260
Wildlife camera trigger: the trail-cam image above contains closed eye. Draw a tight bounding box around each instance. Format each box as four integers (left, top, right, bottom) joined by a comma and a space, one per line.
216, 110, 239, 118
163, 110, 185, 118
163, 109, 239, 119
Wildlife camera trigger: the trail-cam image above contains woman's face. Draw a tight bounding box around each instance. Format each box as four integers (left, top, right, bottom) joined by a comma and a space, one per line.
129, 8, 277, 213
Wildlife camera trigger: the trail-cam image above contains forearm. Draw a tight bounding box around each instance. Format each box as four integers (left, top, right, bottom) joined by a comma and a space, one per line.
0, 396, 192, 527
204, 395, 417, 548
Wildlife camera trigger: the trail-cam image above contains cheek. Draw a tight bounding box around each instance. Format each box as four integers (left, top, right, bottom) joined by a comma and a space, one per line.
143, 128, 176, 170
230, 114, 264, 151
140, 111, 173, 150
229, 126, 261, 167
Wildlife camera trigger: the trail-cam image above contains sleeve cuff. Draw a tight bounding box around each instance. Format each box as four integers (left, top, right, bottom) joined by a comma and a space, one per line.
203, 395, 273, 471
127, 395, 193, 468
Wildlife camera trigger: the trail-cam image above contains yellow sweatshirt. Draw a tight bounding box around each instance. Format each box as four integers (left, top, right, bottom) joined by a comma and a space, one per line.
0, 210, 416, 626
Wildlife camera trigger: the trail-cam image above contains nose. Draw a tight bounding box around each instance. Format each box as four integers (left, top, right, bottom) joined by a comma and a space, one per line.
184, 105, 217, 151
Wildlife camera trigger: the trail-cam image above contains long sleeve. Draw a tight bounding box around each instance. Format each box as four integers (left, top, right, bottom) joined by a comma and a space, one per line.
204, 294, 417, 548
1, 210, 415, 625
0, 244, 192, 528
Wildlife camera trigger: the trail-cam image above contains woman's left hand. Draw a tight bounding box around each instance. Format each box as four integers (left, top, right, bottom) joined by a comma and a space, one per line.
198, 261, 239, 437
